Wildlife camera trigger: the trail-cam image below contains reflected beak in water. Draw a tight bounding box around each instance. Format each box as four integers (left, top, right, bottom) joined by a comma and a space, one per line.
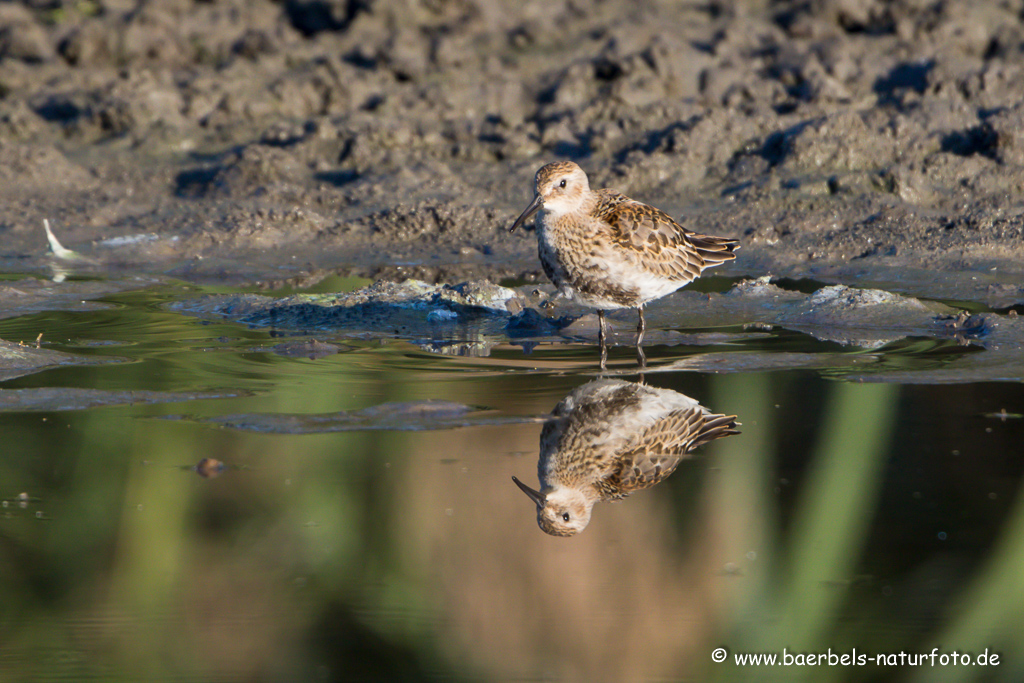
511, 476, 546, 507
509, 194, 543, 233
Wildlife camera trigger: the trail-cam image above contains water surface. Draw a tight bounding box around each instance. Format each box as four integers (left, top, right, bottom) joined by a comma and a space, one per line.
0, 280, 1022, 682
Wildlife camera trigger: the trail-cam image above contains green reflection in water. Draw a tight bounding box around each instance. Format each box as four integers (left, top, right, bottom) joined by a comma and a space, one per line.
779, 382, 898, 653
913, 476, 1024, 683
0, 282, 1023, 681
707, 373, 1024, 683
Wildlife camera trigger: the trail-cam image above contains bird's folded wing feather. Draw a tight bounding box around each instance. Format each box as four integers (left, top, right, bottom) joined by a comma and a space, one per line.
596, 190, 738, 282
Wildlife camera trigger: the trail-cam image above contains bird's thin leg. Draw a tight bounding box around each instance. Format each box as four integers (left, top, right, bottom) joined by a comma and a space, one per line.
636, 306, 647, 368
636, 305, 646, 346
598, 310, 607, 370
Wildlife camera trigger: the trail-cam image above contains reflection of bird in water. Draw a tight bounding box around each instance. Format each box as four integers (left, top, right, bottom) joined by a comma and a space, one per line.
512, 379, 739, 536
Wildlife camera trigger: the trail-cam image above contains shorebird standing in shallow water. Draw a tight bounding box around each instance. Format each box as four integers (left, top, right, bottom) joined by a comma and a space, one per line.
510, 161, 739, 367
512, 379, 739, 536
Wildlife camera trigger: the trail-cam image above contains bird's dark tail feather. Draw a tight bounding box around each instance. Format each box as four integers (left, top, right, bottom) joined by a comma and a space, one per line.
689, 233, 740, 269
688, 413, 741, 450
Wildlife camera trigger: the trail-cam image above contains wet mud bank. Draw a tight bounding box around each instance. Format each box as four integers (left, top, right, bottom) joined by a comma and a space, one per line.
0, 0, 1024, 306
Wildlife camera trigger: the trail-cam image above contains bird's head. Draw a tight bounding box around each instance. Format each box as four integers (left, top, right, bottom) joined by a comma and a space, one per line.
509, 161, 591, 232
512, 476, 592, 536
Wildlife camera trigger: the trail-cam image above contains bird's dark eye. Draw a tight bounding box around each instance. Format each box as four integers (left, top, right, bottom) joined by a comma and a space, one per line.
562, 512, 570, 522
559, 179, 566, 188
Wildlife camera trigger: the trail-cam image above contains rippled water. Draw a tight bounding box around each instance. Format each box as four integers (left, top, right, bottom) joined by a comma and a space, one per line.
1, 279, 1022, 682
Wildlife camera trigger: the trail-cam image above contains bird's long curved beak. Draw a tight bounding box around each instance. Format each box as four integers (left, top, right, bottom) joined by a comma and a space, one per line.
511, 476, 546, 507
509, 194, 543, 233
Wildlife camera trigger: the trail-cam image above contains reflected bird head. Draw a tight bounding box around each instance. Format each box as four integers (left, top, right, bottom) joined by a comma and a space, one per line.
509, 161, 591, 233
512, 476, 592, 536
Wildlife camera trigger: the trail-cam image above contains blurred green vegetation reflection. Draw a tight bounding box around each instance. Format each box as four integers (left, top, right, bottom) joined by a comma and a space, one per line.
0, 284, 1021, 682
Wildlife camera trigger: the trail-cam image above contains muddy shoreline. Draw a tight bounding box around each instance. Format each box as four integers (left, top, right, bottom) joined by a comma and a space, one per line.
2, 0, 1024, 308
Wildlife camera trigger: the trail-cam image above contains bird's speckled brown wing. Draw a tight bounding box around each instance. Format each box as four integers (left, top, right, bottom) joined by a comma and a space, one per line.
538, 382, 646, 487
599, 407, 739, 498
594, 189, 739, 283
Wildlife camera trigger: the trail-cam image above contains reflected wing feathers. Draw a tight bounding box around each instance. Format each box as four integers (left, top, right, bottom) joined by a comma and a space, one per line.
611, 407, 739, 493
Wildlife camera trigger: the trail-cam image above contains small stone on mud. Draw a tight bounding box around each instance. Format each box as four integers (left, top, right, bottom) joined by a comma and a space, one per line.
725, 276, 791, 298
427, 309, 459, 322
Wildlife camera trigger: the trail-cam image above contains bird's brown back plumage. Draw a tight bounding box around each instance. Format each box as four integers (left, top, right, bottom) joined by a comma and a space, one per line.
595, 189, 739, 284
